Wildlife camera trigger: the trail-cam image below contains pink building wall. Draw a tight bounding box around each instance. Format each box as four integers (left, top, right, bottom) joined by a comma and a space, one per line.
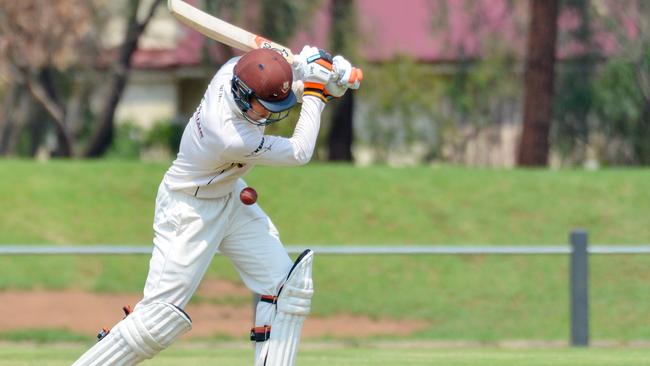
133, 0, 639, 69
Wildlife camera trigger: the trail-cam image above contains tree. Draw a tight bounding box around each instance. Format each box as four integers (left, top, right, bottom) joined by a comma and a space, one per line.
84, 0, 163, 157
517, 0, 560, 166
0, 0, 93, 156
326, 0, 358, 162
591, 1, 650, 164
257, 0, 321, 46
0, 0, 162, 157
551, 0, 596, 164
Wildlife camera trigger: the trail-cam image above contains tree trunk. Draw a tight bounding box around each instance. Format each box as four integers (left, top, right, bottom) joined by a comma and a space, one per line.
634, 99, 650, 164
84, 0, 162, 157
15, 64, 75, 156
25, 78, 74, 157
0, 82, 19, 154
66, 76, 94, 141
327, 0, 357, 162
517, 0, 559, 166
83, 67, 127, 157
39, 67, 74, 157
4, 89, 34, 155
327, 92, 354, 161
28, 110, 48, 157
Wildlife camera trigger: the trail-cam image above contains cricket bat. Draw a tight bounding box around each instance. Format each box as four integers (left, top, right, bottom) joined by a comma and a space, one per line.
167, 0, 294, 63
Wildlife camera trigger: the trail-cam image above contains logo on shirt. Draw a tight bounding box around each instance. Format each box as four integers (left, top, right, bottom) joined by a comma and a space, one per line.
217, 85, 224, 103
193, 98, 205, 138
245, 137, 273, 157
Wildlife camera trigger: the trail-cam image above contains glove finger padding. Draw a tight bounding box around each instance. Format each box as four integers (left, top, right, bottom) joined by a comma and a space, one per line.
332, 55, 363, 89
324, 80, 347, 99
323, 55, 363, 99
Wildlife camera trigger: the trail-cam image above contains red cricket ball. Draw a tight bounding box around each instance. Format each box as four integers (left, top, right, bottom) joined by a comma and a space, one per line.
240, 187, 258, 205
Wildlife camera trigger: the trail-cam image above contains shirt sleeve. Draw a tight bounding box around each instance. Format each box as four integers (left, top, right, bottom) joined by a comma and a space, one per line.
230, 96, 326, 166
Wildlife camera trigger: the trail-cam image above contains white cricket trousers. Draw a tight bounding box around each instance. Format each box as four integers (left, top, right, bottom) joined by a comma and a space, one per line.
135, 179, 293, 311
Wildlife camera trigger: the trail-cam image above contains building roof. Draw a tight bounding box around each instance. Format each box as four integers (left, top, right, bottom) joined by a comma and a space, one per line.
132, 0, 639, 69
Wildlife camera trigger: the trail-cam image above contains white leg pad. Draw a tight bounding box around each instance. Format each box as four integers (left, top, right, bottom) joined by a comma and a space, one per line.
253, 299, 276, 362
254, 250, 314, 366
72, 302, 192, 366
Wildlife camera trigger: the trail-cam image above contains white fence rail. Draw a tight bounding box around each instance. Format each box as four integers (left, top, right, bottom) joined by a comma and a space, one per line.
1, 244, 650, 255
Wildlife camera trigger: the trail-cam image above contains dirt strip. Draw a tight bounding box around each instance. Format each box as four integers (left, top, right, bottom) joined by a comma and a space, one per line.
0, 279, 427, 339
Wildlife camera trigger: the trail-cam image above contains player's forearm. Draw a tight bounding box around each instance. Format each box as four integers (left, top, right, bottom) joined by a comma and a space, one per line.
288, 96, 326, 165
233, 96, 325, 166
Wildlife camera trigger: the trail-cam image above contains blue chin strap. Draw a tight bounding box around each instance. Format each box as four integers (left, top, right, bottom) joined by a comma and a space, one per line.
231, 76, 290, 126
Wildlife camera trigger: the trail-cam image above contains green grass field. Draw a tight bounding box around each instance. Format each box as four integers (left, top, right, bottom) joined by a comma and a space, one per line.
2, 160, 650, 244
2, 343, 650, 366
1, 160, 650, 342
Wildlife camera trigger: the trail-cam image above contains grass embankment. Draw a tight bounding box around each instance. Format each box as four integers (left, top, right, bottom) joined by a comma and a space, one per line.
1, 160, 649, 341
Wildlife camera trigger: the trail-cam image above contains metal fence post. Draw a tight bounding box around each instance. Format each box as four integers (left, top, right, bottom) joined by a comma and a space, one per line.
570, 229, 589, 347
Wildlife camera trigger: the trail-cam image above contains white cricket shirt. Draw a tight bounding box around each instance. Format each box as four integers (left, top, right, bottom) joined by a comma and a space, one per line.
164, 57, 325, 198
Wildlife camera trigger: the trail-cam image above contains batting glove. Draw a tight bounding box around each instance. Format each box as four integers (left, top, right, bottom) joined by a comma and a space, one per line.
324, 55, 363, 98
297, 45, 335, 103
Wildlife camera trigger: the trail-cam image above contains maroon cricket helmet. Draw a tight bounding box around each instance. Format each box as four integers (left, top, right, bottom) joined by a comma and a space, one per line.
233, 48, 297, 113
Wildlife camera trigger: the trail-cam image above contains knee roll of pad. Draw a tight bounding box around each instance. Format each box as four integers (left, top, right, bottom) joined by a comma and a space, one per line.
277, 284, 313, 316
121, 302, 192, 359
72, 302, 192, 366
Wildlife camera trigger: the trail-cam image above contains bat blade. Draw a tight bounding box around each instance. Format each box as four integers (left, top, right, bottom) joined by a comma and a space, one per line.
167, 0, 294, 63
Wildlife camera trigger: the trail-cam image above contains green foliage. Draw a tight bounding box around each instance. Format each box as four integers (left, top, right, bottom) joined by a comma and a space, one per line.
14, 125, 35, 157
362, 57, 442, 117
354, 1, 649, 166
552, 60, 595, 160
592, 51, 650, 164
593, 60, 644, 131
356, 0, 523, 162
552, 1, 650, 165
445, 55, 520, 126
204, 0, 320, 48
259, 0, 321, 44
144, 120, 184, 155
105, 122, 144, 160
105, 120, 184, 160
552, 0, 597, 164
357, 57, 445, 160
329, 0, 359, 58
358, 54, 521, 162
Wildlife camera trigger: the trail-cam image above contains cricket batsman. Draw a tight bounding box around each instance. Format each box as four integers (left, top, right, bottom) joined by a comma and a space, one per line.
71, 45, 362, 365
